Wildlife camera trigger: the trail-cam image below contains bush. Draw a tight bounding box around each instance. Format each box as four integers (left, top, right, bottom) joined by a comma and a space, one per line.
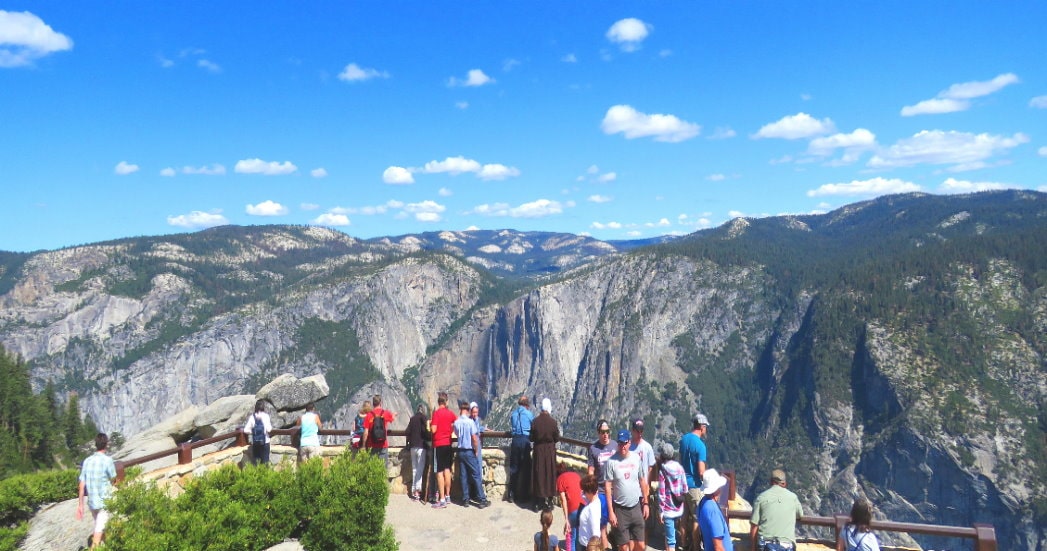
104, 452, 397, 551
0, 469, 78, 551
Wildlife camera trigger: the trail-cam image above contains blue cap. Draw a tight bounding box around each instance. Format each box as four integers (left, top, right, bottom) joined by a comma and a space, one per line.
616, 429, 631, 443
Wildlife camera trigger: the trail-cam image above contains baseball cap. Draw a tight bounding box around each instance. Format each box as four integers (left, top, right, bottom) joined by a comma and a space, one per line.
616, 429, 631, 443
771, 469, 787, 483
631, 418, 644, 432
693, 413, 710, 426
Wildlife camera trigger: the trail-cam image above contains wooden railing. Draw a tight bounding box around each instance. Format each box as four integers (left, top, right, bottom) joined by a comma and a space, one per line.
113, 430, 997, 551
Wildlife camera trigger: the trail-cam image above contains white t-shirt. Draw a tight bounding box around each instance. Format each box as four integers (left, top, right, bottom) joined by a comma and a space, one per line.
845, 527, 881, 551
577, 498, 601, 548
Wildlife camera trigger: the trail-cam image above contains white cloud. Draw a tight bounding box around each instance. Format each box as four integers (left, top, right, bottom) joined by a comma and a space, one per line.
590, 221, 623, 230
1039, 146, 1047, 157
902, 73, 1019, 116
561, 53, 577, 63
182, 164, 226, 175
658, 218, 671, 226
1030, 95, 1047, 109
728, 210, 747, 219
588, 194, 613, 203
383, 166, 415, 184
423, 156, 482, 175
245, 200, 289, 216
310, 168, 328, 178
708, 127, 736, 140
456, 101, 469, 110
867, 130, 1029, 170
478, 163, 521, 180
707, 174, 726, 182
338, 62, 389, 82
471, 199, 564, 218
438, 187, 453, 197
114, 161, 139, 175
900, 98, 968, 116
403, 200, 446, 214
234, 158, 297, 175
806, 177, 922, 197
502, 58, 520, 72
808, 129, 877, 155
0, 10, 73, 68
160, 167, 176, 177
659, 49, 672, 58
448, 69, 494, 87
939, 177, 1015, 193
587, 165, 600, 175
167, 210, 228, 228
754, 112, 835, 140
596, 172, 617, 183
601, 104, 700, 143
312, 213, 350, 227
300, 203, 320, 211
606, 18, 651, 52
415, 212, 442, 222
626, 230, 642, 237
197, 59, 221, 73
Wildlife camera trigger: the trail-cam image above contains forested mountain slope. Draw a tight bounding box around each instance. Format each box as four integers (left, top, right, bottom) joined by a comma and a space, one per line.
0, 191, 1043, 549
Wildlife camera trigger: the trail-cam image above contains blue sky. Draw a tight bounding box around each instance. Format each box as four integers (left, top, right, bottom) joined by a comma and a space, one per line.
2, 2, 1045, 252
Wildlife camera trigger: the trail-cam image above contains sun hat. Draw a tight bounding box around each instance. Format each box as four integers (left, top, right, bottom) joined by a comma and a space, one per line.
469, 401, 478, 410
700, 468, 728, 495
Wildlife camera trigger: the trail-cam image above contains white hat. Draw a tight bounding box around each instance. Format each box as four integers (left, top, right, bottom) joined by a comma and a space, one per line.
699, 468, 728, 495
541, 398, 552, 413
469, 401, 478, 410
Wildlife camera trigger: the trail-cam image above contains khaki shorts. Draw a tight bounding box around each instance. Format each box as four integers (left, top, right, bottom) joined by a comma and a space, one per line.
299, 446, 321, 461
90, 508, 110, 534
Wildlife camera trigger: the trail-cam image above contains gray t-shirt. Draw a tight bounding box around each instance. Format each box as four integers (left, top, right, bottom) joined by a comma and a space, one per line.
630, 438, 655, 476
604, 451, 644, 507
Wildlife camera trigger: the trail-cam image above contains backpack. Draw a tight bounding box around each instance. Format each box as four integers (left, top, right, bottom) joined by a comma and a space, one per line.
370, 410, 387, 444
251, 413, 267, 444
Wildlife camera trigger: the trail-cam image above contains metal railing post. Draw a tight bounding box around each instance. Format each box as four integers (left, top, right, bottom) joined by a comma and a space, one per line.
178, 442, 193, 465
974, 523, 997, 551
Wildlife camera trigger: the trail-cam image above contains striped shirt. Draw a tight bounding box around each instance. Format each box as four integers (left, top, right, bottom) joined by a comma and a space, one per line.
79, 452, 116, 510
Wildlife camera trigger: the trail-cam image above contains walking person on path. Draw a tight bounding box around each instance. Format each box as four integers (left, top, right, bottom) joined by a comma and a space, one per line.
76, 433, 117, 549
605, 429, 650, 551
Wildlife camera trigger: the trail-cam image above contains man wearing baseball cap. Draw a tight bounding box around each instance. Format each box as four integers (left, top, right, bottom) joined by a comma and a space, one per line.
749, 469, 802, 551
629, 418, 656, 484
604, 429, 649, 551
680, 413, 709, 551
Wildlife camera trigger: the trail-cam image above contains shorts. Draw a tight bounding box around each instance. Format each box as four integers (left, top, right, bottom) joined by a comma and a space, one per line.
598, 492, 609, 527
610, 502, 644, 547
435, 445, 453, 471
90, 508, 110, 534
299, 446, 321, 461
684, 487, 701, 523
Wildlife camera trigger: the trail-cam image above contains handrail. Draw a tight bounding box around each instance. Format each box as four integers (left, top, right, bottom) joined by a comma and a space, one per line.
113, 429, 996, 551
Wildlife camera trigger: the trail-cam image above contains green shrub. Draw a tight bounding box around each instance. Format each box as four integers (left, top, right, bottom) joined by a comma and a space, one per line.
104, 452, 397, 551
301, 452, 396, 551
0, 469, 78, 551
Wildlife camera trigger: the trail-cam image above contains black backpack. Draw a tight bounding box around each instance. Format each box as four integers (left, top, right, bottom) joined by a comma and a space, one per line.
251, 413, 267, 444
371, 410, 387, 444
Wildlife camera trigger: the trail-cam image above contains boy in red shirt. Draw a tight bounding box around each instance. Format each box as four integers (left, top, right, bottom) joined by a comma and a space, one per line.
363, 394, 395, 468
429, 391, 457, 508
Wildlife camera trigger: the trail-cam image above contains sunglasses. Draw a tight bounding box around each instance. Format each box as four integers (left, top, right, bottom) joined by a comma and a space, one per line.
598, 429, 610, 434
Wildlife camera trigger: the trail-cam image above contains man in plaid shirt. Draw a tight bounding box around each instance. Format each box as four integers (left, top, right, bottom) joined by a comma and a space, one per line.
76, 433, 117, 548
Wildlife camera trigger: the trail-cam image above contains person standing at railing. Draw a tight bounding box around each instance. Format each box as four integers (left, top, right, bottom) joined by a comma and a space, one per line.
749, 468, 802, 551
76, 433, 117, 549
296, 401, 323, 462
508, 394, 535, 504
352, 400, 372, 452
530, 398, 560, 512
697, 469, 734, 551
244, 399, 273, 466
680, 413, 710, 551
587, 419, 615, 551
363, 394, 395, 469
469, 401, 485, 460
844, 499, 881, 551
453, 400, 490, 508
430, 391, 457, 508
405, 402, 429, 501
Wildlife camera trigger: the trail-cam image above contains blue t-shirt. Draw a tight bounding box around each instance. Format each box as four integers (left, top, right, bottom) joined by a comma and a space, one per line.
699, 496, 734, 551
679, 432, 707, 488
454, 414, 478, 450
511, 405, 534, 436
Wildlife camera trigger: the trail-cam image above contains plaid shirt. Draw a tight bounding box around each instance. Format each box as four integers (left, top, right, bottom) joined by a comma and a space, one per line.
79, 452, 116, 510
657, 459, 688, 517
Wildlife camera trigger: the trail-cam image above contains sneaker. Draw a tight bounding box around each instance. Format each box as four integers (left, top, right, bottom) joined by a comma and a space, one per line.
408, 492, 417, 501
476, 500, 491, 509
431, 500, 446, 509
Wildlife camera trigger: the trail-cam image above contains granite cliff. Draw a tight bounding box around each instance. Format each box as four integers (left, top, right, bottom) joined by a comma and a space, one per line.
0, 191, 1044, 549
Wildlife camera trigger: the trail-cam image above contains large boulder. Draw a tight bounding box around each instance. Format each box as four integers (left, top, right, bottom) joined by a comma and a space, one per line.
19, 499, 93, 551
193, 395, 256, 440
257, 373, 330, 411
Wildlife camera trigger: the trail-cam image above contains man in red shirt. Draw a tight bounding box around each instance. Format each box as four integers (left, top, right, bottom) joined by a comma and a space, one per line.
363, 394, 395, 469
429, 391, 457, 508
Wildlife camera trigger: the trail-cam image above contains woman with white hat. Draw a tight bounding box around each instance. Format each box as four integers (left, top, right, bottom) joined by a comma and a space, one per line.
697, 468, 734, 551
